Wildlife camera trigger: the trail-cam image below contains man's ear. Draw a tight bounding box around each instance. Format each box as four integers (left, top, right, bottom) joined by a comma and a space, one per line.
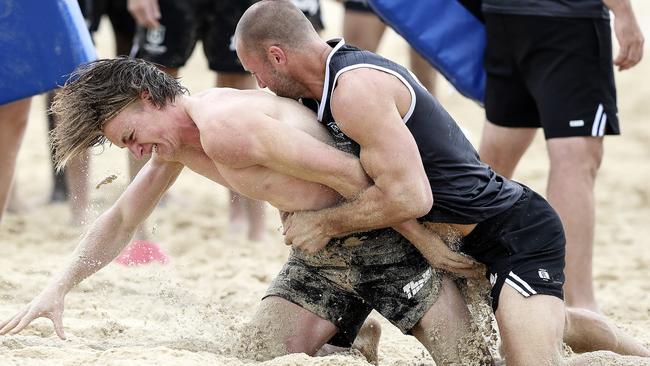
268, 46, 287, 65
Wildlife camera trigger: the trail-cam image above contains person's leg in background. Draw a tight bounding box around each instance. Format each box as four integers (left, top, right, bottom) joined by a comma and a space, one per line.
0, 98, 31, 224
342, 1, 438, 96
408, 48, 438, 96
341, 1, 385, 52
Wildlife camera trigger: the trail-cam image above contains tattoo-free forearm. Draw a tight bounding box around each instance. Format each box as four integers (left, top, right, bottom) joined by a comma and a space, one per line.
318, 183, 429, 237
603, 0, 632, 13
49, 207, 136, 294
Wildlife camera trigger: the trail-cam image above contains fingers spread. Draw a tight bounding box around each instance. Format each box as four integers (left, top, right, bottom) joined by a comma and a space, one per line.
9, 312, 37, 335
0, 308, 28, 335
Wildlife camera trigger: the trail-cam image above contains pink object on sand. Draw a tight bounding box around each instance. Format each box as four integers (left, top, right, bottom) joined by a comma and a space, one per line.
115, 240, 169, 266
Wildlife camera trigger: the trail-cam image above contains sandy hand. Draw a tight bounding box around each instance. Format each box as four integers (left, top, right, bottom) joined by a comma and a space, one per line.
0, 287, 66, 339
283, 211, 331, 253
420, 235, 484, 278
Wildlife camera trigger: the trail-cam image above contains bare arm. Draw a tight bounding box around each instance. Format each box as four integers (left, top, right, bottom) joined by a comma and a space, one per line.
286, 69, 433, 238
0, 158, 183, 338
203, 111, 372, 198
603, 0, 644, 71
205, 100, 477, 272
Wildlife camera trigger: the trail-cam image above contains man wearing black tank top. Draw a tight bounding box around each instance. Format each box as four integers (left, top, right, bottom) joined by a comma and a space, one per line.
235, 1, 650, 364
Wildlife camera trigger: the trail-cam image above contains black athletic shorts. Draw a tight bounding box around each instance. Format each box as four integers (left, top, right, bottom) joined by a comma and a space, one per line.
460, 185, 566, 311
79, 0, 135, 37
130, 0, 258, 72
292, 0, 325, 32
484, 14, 619, 139
265, 228, 441, 347
344, 0, 374, 13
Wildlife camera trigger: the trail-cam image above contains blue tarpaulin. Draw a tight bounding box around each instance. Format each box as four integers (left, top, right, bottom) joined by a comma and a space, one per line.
369, 0, 486, 104
0, 0, 96, 104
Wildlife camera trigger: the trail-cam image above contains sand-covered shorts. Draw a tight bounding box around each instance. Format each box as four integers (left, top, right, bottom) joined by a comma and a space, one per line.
265, 228, 442, 347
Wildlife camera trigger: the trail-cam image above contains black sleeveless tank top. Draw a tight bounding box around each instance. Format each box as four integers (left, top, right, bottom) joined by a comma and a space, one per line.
302, 39, 523, 224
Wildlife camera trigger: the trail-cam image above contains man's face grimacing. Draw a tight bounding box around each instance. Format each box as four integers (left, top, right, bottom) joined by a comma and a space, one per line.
236, 42, 303, 99
102, 100, 175, 161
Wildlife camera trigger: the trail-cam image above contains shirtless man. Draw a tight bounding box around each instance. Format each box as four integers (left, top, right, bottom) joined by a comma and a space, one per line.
0, 58, 494, 365
234, 1, 650, 365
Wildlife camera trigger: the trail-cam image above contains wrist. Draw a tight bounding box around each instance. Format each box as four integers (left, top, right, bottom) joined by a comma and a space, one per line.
606, 0, 632, 14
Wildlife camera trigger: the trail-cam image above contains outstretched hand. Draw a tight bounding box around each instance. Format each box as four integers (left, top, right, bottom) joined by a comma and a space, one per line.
0, 288, 66, 339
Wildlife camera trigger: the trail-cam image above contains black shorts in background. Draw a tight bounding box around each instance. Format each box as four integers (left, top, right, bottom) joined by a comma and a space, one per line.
131, 0, 258, 72
79, 0, 135, 39
292, 0, 325, 32
344, 0, 373, 13
483, 14, 618, 139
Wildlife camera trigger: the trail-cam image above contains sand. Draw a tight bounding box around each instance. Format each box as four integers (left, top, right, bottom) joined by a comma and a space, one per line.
1, 1, 649, 365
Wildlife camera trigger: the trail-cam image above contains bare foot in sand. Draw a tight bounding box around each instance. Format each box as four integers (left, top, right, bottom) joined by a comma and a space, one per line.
315, 317, 382, 365
351, 317, 382, 365
568, 350, 650, 366
564, 307, 650, 357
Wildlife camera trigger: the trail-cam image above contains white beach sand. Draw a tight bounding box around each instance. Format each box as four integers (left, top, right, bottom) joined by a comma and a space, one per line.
1, 1, 649, 365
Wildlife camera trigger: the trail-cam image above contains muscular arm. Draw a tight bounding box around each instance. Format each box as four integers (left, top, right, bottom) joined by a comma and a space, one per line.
202, 99, 476, 272
298, 69, 433, 236
0, 158, 183, 338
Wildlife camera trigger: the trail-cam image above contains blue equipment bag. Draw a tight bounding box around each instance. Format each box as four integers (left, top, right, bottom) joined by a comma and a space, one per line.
368, 0, 486, 104
0, 0, 96, 104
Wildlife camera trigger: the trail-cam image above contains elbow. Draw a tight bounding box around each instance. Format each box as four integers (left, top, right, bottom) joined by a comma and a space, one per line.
410, 184, 433, 218
415, 187, 434, 218
385, 183, 433, 221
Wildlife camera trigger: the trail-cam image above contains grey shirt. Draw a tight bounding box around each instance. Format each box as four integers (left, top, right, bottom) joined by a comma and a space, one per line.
482, 0, 609, 19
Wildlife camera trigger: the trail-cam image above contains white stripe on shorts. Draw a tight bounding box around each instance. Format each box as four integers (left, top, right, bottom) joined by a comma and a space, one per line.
591, 103, 604, 136
598, 113, 607, 136
505, 278, 531, 297
508, 271, 538, 295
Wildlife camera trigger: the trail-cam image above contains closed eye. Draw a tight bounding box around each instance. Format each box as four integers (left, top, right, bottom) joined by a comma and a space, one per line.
121, 131, 135, 146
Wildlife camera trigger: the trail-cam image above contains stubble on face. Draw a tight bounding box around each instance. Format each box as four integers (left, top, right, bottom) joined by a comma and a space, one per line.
268, 67, 303, 100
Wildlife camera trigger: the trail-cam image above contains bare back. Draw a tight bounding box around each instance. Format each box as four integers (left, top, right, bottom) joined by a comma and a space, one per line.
181, 88, 344, 212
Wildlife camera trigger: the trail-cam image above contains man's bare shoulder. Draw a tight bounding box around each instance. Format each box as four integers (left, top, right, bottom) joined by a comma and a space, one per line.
331, 68, 410, 123
190, 89, 271, 168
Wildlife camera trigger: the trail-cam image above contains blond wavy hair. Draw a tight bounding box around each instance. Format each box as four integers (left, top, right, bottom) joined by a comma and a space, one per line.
50, 57, 187, 170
